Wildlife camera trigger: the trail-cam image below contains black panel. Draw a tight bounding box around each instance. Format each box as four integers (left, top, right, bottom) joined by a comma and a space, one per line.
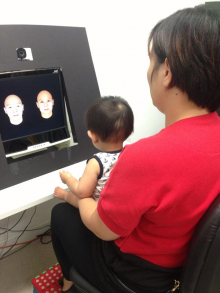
0, 25, 100, 190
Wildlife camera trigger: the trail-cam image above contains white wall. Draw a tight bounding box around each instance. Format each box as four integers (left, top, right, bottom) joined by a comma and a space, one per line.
0, 0, 206, 256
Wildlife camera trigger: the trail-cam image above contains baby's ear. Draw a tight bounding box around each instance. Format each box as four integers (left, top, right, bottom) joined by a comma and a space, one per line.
87, 130, 92, 139
3, 107, 7, 114
87, 130, 99, 143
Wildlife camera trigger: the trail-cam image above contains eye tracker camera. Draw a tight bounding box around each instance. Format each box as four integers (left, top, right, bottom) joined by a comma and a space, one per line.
16, 48, 33, 61
16, 48, 27, 60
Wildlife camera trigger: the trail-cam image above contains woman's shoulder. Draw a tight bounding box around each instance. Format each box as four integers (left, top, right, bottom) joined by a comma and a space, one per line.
118, 134, 166, 166
123, 133, 166, 153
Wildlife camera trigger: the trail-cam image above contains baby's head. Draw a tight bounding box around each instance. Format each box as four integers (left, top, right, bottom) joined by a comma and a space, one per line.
4, 95, 24, 125
85, 96, 134, 144
36, 90, 54, 119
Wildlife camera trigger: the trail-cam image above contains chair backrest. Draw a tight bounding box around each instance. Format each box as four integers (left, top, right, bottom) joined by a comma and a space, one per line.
180, 193, 220, 293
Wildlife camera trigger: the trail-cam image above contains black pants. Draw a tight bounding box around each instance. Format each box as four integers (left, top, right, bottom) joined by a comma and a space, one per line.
51, 202, 107, 292
51, 202, 181, 293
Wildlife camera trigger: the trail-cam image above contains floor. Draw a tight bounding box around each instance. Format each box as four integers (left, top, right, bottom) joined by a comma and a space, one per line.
0, 238, 58, 293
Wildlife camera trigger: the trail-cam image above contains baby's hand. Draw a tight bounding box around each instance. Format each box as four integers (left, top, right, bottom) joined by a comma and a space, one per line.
59, 170, 72, 184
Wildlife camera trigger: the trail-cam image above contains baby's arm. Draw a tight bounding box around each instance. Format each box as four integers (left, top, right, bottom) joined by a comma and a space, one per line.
59, 158, 100, 199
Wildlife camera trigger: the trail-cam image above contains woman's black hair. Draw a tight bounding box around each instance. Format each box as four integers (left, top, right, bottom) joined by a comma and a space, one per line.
148, 4, 220, 112
85, 96, 134, 142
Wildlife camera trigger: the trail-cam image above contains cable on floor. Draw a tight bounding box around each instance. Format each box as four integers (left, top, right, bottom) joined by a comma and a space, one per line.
0, 228, 52, 259
0, 206, 37, 260
0, 210, 26, 235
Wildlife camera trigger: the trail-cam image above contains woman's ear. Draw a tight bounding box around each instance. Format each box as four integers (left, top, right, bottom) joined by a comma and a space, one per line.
164, 58, 172, 88
87, 130, 99, 143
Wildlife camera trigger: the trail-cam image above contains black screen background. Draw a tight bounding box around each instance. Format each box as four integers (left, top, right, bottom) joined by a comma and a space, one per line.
0, 71, 67, 142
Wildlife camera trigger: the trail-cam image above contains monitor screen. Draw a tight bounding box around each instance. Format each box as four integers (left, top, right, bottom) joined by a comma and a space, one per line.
0, 68, 72, 159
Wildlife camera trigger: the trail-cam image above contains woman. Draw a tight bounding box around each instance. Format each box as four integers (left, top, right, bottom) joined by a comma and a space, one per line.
51, 4, 220, 293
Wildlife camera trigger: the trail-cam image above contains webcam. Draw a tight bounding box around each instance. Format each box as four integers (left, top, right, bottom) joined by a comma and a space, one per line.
16, 48, 33, 61
16, 48, 27, 60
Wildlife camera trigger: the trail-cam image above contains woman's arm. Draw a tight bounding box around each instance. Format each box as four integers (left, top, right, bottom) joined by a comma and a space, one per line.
59, 158, 100, 199
65, 191, 79, 208
78, 197, 121, 241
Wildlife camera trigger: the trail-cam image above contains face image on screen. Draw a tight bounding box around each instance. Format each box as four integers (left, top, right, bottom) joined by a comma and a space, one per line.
4, 94, 24, 125
0, 68, 71, 158
36, 90, 54, 119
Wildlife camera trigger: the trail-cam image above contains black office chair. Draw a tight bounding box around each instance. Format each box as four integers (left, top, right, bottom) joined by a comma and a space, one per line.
180, 193, 220, 293
70, 194, 220, 293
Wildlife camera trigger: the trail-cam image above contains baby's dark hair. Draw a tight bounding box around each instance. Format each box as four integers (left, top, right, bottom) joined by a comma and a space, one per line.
85, 96, 134, 143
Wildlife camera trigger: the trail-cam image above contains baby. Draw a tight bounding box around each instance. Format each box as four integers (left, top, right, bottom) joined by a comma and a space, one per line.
54, 96, 134, 206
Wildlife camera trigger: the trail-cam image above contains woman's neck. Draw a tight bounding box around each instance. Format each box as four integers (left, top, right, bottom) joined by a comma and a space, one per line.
164, 88, 210, 127
165, 107, 209, 127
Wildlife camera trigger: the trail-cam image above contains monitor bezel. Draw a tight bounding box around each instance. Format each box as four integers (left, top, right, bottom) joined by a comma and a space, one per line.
0, 67, 72, 158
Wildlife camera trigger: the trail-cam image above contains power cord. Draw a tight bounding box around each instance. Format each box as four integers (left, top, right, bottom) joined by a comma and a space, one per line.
36, 228, 52, 244
0, 216, 9, 259
0, 210, 26, 235
0, 207, 52, 260
0, 206, 36, 260
0, 224, 51, 233
0, 230, 52, 261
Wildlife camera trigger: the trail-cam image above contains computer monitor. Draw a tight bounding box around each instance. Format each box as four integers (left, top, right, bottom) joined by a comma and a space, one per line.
0, 68, 75, 159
